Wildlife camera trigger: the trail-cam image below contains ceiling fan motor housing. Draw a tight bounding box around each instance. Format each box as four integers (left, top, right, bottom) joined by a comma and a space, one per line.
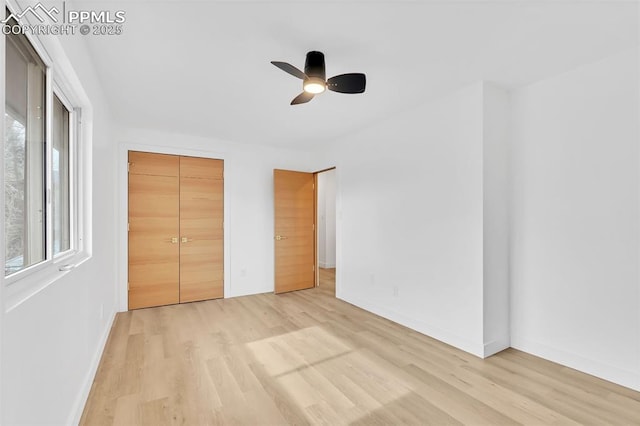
270, 50, 366, 104
304, 51, 326, 80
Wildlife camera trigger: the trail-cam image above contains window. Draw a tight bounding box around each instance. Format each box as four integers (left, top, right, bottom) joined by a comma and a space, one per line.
5, 16, 46, 276
4, 9, 80, 280
52, 95, 71, 255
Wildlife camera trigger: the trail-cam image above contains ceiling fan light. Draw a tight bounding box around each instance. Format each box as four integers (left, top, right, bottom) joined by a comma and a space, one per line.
303, 77, 326, 94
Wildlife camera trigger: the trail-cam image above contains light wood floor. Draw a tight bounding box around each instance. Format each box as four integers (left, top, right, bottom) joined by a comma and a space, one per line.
81, 268, 640, 425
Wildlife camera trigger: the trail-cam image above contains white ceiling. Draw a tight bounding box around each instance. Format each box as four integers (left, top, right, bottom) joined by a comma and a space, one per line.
81, 1, 638, 150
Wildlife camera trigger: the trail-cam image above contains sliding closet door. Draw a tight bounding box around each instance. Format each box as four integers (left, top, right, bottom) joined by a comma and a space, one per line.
128, 152, 180, 309
179, 157, 224, 302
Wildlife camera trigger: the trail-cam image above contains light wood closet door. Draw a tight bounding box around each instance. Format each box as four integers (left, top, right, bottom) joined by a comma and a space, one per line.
128, 152, 180, 309
179, 157, 224, 302
274, 169, 315, 294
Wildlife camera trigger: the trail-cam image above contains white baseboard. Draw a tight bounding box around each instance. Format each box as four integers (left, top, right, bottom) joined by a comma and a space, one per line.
483, 337, 510, 357
511, 335, 640, 392
318, 262, 336, 269
338, 293, 485, 358
67, 309, 117, 425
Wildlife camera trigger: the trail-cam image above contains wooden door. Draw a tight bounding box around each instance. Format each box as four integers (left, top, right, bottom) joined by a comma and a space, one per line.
179, 157, 224, 302
274, 169, 316, 294
128, 152, 180, 309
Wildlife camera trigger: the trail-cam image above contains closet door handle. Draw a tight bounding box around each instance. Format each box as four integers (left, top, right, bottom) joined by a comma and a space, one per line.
181, 237, 193, 243
166, 237, 178, 243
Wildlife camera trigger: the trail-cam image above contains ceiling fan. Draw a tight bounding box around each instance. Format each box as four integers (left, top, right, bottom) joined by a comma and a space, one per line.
271, 51, 366, 105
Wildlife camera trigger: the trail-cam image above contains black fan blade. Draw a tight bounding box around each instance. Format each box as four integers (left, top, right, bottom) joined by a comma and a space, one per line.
291, 92, 314, 105
271, 61, 307, 80
327, 73, 366, 94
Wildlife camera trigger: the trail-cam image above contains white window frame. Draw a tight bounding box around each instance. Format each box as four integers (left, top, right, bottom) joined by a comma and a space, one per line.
3, 0, 90, 307
51, 85, 78, 262
3, 10, 53, 284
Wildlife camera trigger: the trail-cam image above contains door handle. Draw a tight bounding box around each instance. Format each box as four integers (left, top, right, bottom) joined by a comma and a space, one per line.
166, 237, 178, 243
275, 235, 288, 241
181, 237, 193, 243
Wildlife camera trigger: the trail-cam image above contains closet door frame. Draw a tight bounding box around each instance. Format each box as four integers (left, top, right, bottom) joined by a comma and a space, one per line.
117, 144, 228, 312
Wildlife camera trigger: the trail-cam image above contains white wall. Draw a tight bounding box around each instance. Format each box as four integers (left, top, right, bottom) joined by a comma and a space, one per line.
482, 84, 511, 356
318, 169, 336, 269
323, 82, 511, 357
1, 19, 119, 425
116, 127, 314, 308
510, 48, 640, 391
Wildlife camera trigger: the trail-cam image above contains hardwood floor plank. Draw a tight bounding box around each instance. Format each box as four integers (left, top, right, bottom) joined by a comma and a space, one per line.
478, 355, 639, 424
401, 363, 519, 425
81, 268, 640, 425
139, 398, 171, 426
247, 362, 311, 426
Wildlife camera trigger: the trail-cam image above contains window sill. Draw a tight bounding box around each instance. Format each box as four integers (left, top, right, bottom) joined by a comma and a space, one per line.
4, 251, 91, 313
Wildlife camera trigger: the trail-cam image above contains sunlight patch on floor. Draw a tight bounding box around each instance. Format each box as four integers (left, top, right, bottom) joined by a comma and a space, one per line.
245, 325, 412, 423
246, 326, 351, 376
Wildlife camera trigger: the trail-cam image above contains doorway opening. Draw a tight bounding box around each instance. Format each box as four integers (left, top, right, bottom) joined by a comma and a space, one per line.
316, 168, 336, 297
